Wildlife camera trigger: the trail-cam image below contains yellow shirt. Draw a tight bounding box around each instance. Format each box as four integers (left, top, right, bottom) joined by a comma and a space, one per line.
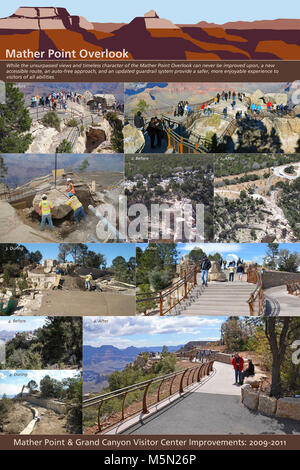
66, 196, 82, 211
39, 200, 53, 215
86, 275, 92, 282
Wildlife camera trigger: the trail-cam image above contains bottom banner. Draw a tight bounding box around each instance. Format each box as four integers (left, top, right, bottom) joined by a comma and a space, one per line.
0, 435, 298, 451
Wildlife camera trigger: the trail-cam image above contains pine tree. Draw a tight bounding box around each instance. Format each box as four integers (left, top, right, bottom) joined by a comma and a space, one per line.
0, 83, 33, 152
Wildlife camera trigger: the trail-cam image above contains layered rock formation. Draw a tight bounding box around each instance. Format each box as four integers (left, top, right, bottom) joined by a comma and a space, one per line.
0, 7, 94, 30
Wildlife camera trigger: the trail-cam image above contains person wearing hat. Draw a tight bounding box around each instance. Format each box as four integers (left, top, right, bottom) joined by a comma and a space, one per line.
66, 194, 87, 224
39, 194, 54, 231
66, 178, 75, 197
85, 272, 93, 291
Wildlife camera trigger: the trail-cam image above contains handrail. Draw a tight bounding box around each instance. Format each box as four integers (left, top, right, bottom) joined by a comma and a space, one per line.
247, 268, 265, 316
83, 361, 214, 433
136, 265, 199, 316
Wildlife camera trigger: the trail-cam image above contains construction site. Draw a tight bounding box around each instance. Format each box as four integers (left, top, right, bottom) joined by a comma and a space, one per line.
124, 82, 300, 154
0, 154, 125, 243
0, 243, 136, 316
0, 371, 81, 435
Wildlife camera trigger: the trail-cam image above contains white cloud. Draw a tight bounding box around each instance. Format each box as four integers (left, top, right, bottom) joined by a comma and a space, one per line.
180, 243, 242, 254
84, 316, 223, 348
0, 384, 22, 396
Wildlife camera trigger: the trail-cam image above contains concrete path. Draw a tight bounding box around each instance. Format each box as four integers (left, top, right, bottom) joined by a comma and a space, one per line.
125, 362, 300, 435
20, 406, 39, 435
17, 290, 136, 316
264, 285, 300, 316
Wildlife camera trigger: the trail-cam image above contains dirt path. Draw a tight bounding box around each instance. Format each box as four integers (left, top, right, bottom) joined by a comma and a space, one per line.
0, 402, 33, 434
31, 405, 68, 434
19, 290, 136, 316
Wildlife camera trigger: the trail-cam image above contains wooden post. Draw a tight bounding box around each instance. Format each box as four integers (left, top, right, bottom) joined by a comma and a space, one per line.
159, 292, 163, 316
180, 137, 183, 153
184, 275, 187, 298
167, 128, 171, 149
249, 294, 254, 316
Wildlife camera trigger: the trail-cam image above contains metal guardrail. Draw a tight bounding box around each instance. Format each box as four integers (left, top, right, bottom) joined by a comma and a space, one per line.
83, 361, 214, 433
247, 268, 265, 316
136, 265, 199, 316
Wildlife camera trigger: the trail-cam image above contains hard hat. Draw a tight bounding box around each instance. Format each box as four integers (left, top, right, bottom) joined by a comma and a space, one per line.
42, 194, 47, 198
67, 178, 72, 182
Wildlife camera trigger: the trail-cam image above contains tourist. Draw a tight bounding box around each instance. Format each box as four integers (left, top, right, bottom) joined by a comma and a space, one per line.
39, 194, 54, 232
201, 256, 211, 287
237, 263, 244, 281
134, 111, 145, 131
223, 107, 228, 118
66, 194, 87, 224
228, 262, 235, 282
241, 359, 255, 385
232, 353, 244, 385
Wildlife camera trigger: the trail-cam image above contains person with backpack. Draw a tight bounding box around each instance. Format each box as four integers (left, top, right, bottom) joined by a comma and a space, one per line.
201, 256, 211, 287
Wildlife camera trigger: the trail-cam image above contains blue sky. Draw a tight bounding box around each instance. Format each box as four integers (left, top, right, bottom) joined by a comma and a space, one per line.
23, 243, 135, 265
0, 370, 79, 397
83, 316, 224, 348
1, 1, 298, 23
0, 317, 46, 333
138, 243, 300, 266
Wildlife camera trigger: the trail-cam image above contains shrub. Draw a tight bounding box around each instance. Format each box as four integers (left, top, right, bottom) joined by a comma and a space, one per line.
41, 111, 60, 131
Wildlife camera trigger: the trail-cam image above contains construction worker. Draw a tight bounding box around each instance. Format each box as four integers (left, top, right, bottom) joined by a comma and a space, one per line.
39, 194, 54, 231
66, 178, 75, 197
66, 194, 87, 224
85, 272, 93, 291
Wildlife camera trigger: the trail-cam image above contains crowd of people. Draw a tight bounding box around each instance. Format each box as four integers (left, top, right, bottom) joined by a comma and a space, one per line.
199, 256, 246, 286
30, 91, 82, 111
174, 101, 192, 117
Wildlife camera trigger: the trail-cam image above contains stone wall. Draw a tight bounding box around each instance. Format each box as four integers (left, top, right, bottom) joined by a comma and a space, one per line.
213, 352, 233, 364
241, 385, 300, 421
24, 396, 67, 414
262, 270, 300, 289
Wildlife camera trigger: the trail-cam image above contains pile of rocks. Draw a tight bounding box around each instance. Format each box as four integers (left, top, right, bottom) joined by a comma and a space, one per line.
241, 382, 300, 421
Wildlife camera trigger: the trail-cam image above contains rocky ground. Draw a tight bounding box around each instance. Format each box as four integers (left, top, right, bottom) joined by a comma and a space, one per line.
0, 402, 33, 434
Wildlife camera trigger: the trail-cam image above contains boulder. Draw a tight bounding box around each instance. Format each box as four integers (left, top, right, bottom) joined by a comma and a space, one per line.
244, 373, 267, 389
242, 387, 259, 410
33, 187, 72, 219
208, 260, 227, 281
241, 384, 252, 402
265, 93, 288, 106
276, 397, 300, 421
123, 124, 145, 153
258, 394, 277, 416
86, 127, 106, 144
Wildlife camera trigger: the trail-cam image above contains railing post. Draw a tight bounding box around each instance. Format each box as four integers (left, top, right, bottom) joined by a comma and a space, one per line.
194, 267, 197, 286
184, 274, 187, 298
179, 369, 188, 393
97, 400, 104, 433
142, 382, 152, 414
167, 128, 171, 150
121, 392, 127, 420
249, 294, 254, 316
159, 292, 163, 316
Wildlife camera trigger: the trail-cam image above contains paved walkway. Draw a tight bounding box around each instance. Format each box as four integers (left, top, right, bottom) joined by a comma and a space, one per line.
124, 362, 300, 435
264, 285, 300, 316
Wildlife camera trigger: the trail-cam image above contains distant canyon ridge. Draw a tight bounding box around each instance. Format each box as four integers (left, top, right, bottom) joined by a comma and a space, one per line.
0, 7, 299, 60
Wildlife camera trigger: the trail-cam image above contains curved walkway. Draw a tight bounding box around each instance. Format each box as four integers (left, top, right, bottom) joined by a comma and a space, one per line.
124, 362, 300, 435
264, 285, 300, 316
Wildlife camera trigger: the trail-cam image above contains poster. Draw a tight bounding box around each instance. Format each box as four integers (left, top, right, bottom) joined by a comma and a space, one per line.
0, 0, 299, 456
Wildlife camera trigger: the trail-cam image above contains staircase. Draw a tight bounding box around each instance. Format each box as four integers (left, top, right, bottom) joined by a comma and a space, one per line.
171, 276, 255, 316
